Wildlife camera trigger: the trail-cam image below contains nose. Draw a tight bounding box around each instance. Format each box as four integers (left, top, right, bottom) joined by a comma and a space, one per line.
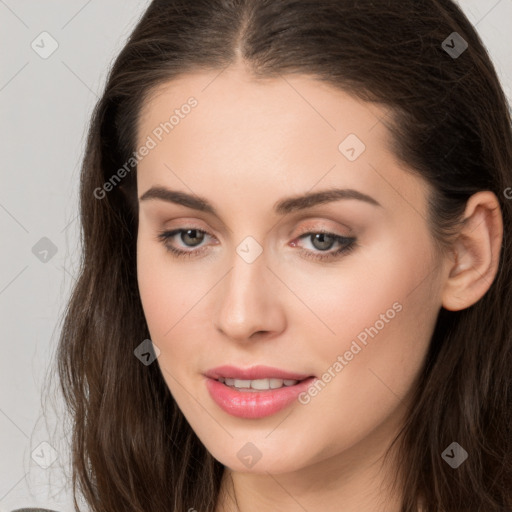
214, 246, 286, 343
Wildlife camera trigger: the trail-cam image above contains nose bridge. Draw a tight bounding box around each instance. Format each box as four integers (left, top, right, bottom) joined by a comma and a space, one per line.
222, 240, 267, 316
214, 235, 283, 340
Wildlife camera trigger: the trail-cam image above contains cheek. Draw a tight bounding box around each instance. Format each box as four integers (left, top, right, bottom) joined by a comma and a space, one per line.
286, 233, 434, 351
137, 256, 171, 338
281, 242, 440, 459
310, 237, 439, 407
288, 233, 441, 413
136, 237, 220, 380
137, 237, 199, 338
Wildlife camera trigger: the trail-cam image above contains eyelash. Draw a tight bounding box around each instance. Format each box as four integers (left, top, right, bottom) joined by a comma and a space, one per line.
156, 227, 357, 262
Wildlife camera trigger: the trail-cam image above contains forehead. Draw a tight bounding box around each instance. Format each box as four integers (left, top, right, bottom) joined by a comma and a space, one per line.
137, 66, 391, 150
135, 66, 428, 221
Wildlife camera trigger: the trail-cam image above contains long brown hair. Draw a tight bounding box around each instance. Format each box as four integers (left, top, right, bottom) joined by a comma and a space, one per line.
53, 0, 512, 510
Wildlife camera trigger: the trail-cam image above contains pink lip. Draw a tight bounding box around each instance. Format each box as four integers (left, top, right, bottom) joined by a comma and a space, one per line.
203, 365, 316, 419
204, 364, 312, 381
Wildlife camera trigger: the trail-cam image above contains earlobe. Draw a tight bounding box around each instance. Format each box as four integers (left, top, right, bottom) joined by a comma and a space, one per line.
441, 191, 503, 312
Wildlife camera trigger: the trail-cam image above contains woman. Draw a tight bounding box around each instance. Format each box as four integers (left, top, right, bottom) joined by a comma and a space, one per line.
39, 0, 512, 511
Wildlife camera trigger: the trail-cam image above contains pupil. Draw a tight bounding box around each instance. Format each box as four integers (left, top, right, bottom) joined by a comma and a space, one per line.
313, 233, 334, 250
183, 229, 203, 246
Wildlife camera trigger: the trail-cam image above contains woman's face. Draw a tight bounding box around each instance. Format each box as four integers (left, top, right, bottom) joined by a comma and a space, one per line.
136, 65, 451, 475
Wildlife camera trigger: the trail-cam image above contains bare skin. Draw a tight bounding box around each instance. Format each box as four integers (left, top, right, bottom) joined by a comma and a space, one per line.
135, 63, 503, 512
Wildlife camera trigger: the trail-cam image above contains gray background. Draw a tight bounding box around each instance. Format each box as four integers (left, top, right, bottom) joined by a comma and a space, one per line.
1, 1, 511, 510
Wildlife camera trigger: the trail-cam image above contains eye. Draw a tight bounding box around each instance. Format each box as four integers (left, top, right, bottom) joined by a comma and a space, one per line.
156, 227, 212, 258
156, 227, 357, 261
292, 230, 357, 262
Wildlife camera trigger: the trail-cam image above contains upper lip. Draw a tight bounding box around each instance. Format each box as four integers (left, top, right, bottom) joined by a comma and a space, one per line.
204, 364, 313, 381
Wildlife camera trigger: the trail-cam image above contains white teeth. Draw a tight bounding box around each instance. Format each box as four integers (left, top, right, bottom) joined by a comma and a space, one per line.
218, 377, 300, 390
270, 378, 284, 389
233, 379, 251, 388
251, 379, 271, 390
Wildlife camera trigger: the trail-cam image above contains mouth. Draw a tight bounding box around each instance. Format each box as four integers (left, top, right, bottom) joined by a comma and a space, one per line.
203, 365, 317, 419
216, 376, 310, 392
204, 364, 314, 382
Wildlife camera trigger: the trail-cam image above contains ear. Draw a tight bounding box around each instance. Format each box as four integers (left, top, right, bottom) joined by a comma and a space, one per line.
441, 191, 503, 311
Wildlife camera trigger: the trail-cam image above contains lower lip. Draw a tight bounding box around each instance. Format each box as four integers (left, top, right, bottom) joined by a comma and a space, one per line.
205, 376, 316, 419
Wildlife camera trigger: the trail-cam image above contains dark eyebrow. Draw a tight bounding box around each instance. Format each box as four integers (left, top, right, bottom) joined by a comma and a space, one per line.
274, 188, 381, 214
138, 186, 382, 215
